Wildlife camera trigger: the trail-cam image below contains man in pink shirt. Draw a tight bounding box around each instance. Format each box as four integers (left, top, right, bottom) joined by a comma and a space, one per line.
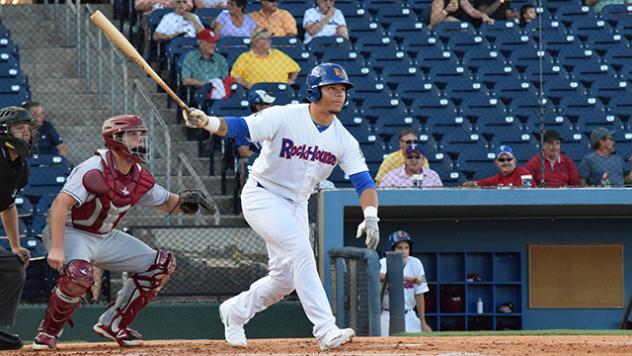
464, 145, 533, 187
379, 144, 443, 188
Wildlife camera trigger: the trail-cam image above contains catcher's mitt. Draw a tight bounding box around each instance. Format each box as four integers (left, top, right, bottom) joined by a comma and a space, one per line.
177, 189, 216, 215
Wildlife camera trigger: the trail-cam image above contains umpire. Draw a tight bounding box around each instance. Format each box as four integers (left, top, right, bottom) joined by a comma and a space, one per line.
0, 106, 36, 350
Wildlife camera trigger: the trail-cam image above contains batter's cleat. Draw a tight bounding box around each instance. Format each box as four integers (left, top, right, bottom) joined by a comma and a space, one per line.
219, 300, 247, 348
93, 323, 143, 347
319, 328, 355, 351
32, 332, 57, 350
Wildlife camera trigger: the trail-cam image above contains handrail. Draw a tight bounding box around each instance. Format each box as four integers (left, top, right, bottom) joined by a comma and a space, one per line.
177, 153, 220, 226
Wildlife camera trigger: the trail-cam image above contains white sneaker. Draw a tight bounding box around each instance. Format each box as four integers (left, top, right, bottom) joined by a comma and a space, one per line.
219, 300, 247, 348
319, 328, 355, 351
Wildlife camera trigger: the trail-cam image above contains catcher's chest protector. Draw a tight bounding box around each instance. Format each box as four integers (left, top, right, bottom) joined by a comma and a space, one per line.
72, 150, 154, 235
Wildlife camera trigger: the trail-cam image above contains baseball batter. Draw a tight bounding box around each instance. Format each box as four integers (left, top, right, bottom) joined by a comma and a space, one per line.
184, 63, 380, 351
380, 231, 432, 335
32, 115, 214, 350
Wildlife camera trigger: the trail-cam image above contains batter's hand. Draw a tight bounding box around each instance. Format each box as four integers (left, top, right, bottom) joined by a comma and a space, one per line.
47, 246, 64, 271
11, 246, 30, 268
183, 108, 208, 129
356, 216, 380, 249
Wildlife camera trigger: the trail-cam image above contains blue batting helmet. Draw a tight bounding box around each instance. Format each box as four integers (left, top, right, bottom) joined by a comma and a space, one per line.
305, 63, 354, 102
387, 230, 413, 251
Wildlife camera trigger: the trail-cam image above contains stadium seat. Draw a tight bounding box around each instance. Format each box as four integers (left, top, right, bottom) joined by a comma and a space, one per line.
570, 62, 616, 86
540, 32, 582, 55
589, 78, 631, 103
602, 4, 632, 26
0, 218, 28, 238
395, 80, 440, 105
492, 31, 535, 57
250, 82, 296, 105
362, 43, 414, 71
373, 6, 417, 27
444, 81, 489, 106
562, 139, 592, 162
492, 80, 537, 105
144, 8, 173, 62
556, 47, 599, 70
279, 1, 309, 17
447, 32, 491, 58
427, 62, 473, 87
603, 47, 632, 73
208, 95, 250, 117
460, 96, 507, 122
525, 114, 581, 142
426, 114, 474, 136
400, 32, 443, 57
608, 96, 632, 121
432, 21, 476, 44
569, 18, 612, 42
15, 196, 33, 218
346, 120, 379, 144
479, 20, 520, 42
558, 96, 606, 121
508, 47, 555, 74
555, 4, 596, 26
305, 36, 353, 60
407, 0, 433, 21
414, 45, 458, 74
360, 141, 388, 164
347, 15, 386, 43
216, 36, 250, 54
410, 96, 458, 120
576, 113, 625, 137
462, 48, 506, 73
320, 49, 367, 67
475, 64, 519, 88
542, 79, 587, 104
508, 95, 555, 122
522, 62, 570, 85
388, 21, 428, 44
524, 16, 561, 35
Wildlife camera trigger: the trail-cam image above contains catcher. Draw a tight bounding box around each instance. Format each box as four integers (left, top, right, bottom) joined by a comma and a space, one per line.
32, 115, 215, 350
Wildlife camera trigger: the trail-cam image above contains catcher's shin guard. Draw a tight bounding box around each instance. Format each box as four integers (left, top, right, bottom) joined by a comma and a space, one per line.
97, 250, 175, 336
37, 260, 95, 337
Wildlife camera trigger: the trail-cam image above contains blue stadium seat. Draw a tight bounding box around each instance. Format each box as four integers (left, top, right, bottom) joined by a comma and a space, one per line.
414, 44, 458, 74
279, 1, 309, 17
216, 36, 250, 53
522, 62, 570, 84
320, 49, 367, 67
492, 80, 537, 104
407, 0, 433, 21
561, 139, 592, 162
460, 97, 507, 122
602, 4, 632, 26
587, 32, 629, 56
360, 141, 387, 164
492, 31, 535, 57
250, 82, 296, 105
395, 80, 440, 104
508, 95, 555, 121
556, 47, 600, 70
432, 21, 476, 44
555, 4, 596, 26
603, 47, 632, 73
447, 32, 492, 58
524, 16, 562, 35
558, 96, 606, 121
305, 36, 353, 60
570, 62, 616, 86
608, 96, 632, 121
208, 95, 250, 117
426, 114, 473, 136
400, 32, 443, 56
373, 6, 417, 27
614, 16, 632, 42
144, 8, 173, 61
365, 0, 406, 11
475, 64, 519, 87
347, 15, 386, 43
28, 154, 72, 171
410, 96, 458, 120
195, 7, 224, 26
508, 47, 555, 73
337, 103, 365, 127
479, 21, 521, 42
589, 78, 631, 103
444, 81, 489, 105
524, 114, 578, 141
334, 1, 365, 17
363, 97, 409, 126
28, 166, 70, 187
427, 63, 473, 87
540, 32, 582, 54
576, 114, 625, 137
470, 161, 500, 181
542, 79, 587, 104
381, 65, 424, 87
462, 48, 506, 73
346, 120, 379, 144
0, 218, 28, 238
387, 21, 428, 44
569, 18, 612, 42
15, 196, 33, 218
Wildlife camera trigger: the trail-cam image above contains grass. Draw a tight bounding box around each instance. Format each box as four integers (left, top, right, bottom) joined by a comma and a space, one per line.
399, 329, 632, 337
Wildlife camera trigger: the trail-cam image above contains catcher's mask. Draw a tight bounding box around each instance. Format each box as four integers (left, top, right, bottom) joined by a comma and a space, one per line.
102, 115, 150, 164
0, 106, 38, 158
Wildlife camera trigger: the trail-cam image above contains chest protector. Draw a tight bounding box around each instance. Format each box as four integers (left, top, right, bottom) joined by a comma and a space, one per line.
71, 150, 154, 235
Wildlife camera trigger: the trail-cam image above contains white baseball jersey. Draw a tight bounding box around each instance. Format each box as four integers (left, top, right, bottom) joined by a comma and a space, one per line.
62, 151, 170, 227
154, 13, 200, 38
245, 103, 368, 202
380, 256, 429, 311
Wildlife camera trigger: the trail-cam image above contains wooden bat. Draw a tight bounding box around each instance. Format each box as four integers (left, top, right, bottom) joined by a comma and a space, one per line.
89, 10, 189, 111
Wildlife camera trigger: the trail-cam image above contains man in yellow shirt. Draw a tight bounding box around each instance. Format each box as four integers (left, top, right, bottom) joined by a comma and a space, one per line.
375, 128, 430, 185
248, 0, 297, 36
230, 28, 300, 89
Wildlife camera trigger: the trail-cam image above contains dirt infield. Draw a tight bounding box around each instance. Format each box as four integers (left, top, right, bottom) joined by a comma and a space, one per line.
6, 335, 632, 355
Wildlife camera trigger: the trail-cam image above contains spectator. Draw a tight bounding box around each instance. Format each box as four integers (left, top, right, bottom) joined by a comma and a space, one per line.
524, 130, 579, 187
135, 0, 180, 14
153, 0, 204, 42
463, 145, 534, 187
579, 127, 632, 186
248, 0, 297, 37
303, 0, 349, 44
473, 0, 515, 21
21, 102, 69, 158
380, 231, 432, 336
379, 144, 443, 188
230, 28, 300, 89
519, 4, 536, 27
585, 0, 628, 13
234, 90, 276, 186
181, 29, 229, 88
213, 0, 256, 38
194, 0, 226, 8
429, 0, 494, 28
375, 128, 430, 186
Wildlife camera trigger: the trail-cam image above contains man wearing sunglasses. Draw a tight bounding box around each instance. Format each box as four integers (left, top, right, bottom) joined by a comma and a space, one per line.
375, 128, 430, 186
248, 0, 297, 37
379, 144, 442, 188
464, 145, 533, 187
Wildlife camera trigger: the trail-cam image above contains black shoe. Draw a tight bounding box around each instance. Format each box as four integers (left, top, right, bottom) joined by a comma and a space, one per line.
0, 330, 23, 350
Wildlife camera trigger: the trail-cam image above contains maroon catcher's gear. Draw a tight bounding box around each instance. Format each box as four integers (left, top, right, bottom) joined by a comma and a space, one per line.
32, 260, 94, 350
71, 150, 154, 235
95, 250, 176, 346
102, 114, 150, 164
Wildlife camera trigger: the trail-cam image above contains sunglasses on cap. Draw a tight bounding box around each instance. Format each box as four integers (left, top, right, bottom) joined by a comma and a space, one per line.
497, 157, 514, 163
406, 155, 421, 160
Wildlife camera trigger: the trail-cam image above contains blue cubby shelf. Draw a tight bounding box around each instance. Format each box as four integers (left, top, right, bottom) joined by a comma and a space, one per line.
414, 251, 523, 331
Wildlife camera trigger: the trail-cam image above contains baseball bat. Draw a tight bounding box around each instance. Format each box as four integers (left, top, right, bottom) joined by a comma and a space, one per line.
89, 10, 189, 111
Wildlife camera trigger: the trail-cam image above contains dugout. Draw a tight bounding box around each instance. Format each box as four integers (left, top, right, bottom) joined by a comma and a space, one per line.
319, 187, 632, 330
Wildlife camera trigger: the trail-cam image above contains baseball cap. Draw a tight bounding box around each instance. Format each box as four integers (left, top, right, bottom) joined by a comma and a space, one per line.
247, 90, 276, 106
495, 144, 514, 158
196, 29, 217, 44
405, 143, 423, 156
590, 126, 614, 147
251, 28, 272, 42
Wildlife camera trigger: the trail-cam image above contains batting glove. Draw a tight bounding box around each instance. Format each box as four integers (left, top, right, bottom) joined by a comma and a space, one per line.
183, 108, 208, 129
356, 216, 380, 249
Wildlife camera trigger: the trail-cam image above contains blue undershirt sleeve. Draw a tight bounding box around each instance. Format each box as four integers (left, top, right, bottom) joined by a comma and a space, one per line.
224, 116, 250, 139
349, 171, 376, 196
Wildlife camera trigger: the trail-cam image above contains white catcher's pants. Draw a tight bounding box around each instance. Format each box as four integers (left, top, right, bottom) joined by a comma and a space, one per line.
229, 179, 336, 339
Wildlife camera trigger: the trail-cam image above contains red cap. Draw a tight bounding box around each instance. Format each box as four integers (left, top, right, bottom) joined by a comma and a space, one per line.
197, 29, 218, 44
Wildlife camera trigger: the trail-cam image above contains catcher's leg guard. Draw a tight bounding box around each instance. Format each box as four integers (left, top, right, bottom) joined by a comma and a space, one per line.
95, 250, 175, 347
33, 260, 94, 350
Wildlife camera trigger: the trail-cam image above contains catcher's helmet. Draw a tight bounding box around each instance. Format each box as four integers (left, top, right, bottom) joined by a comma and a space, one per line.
102, 115, 150, 164
387, 230, 413, 251
305, 63, 353, 102
0, 106, 37, 157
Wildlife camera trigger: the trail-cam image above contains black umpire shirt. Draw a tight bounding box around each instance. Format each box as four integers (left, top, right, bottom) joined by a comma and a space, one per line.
0, 146, 28, 212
